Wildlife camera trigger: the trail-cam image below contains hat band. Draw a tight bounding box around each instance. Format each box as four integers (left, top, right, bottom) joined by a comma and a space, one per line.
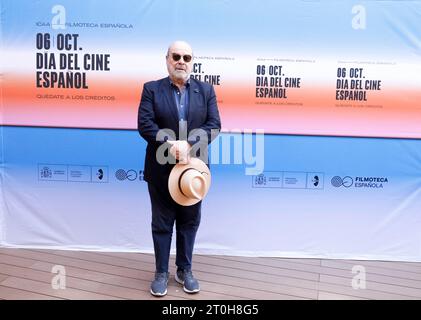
178, 168, 197, 198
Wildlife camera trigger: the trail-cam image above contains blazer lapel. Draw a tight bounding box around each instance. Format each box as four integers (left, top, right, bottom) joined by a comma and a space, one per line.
162, 78, 179, 124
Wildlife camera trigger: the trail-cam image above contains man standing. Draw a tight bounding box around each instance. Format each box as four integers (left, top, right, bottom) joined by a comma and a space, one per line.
138, 41, 221, 296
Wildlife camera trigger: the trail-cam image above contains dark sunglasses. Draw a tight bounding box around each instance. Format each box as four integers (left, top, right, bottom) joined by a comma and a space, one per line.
171, 53, 192, 63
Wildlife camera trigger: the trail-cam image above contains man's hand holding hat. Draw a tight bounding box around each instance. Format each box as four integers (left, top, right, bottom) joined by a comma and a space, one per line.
167, 140, 191, 164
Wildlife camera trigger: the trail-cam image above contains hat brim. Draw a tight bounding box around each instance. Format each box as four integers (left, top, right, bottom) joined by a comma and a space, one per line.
168, 157, 211, 206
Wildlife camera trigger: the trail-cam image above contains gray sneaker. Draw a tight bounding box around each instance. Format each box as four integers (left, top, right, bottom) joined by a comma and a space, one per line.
150, 272, 169, 297
175, 269, 200, 293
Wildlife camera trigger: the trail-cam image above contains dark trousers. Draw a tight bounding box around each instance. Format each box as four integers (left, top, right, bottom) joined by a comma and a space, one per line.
148, 183, 201, 273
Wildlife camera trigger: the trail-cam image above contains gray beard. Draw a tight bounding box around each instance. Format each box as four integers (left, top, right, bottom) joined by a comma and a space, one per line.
172, 70, 189, 82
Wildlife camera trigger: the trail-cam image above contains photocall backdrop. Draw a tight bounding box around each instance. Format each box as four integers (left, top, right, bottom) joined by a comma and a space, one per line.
1, 0, 421, 261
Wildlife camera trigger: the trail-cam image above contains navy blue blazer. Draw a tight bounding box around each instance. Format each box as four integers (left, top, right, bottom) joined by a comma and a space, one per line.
138, 77, 221, 190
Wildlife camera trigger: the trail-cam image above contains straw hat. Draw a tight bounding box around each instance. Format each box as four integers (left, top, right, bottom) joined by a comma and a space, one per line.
168, 157, 211, 206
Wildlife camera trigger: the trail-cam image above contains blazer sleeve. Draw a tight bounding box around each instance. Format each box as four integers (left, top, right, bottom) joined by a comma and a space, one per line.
138, 82, 174, 145
188, 85, 222, 146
